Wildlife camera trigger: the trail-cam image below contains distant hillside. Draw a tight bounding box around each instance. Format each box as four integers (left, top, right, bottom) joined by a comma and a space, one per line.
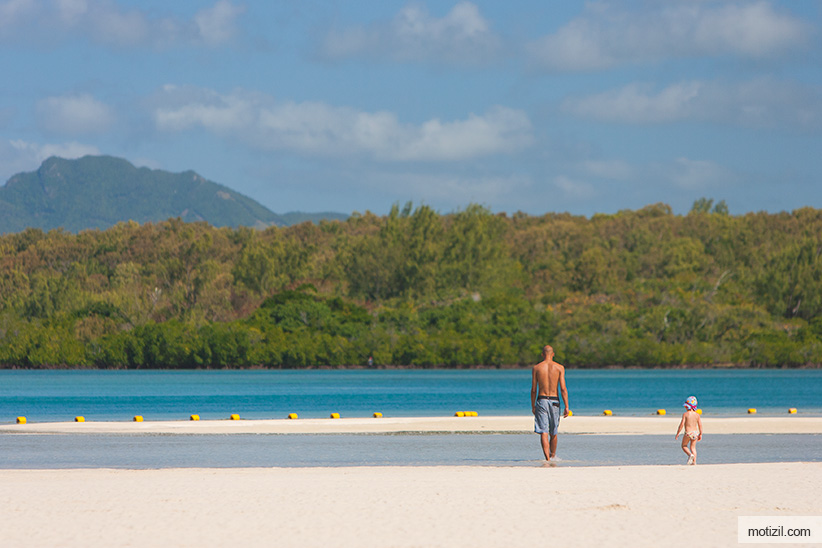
0, 156, 347, 233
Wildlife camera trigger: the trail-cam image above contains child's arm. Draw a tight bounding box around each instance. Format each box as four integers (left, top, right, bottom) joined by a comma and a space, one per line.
675, 414, 685, 439
697, 414, 703, 440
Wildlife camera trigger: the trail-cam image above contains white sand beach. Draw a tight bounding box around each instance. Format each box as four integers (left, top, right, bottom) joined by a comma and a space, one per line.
0, 462, 819, 548
3, 414, 822, 435
2, 416, 820, 547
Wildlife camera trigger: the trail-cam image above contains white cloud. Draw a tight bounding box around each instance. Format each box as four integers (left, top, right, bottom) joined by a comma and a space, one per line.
667, 157, 734, 190
36, 93, 116, 135
0, 0, 243, 48
553, 175, 597, 199
563, 79, 822, 130
581, 159, 635, 181
194, 0, 245, 46
528, 1, 810, 71
563, 82, 703, 124
319, 1, 501, 65
0, 0, 36, 30
152, 86, 533, 162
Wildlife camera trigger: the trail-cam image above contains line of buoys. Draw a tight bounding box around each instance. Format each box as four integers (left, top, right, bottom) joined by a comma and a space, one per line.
454, 411, 478, 417
20, 406, 805, 423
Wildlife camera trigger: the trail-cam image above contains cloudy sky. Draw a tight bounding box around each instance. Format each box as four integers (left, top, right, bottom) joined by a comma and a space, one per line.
1, 1, 820, 216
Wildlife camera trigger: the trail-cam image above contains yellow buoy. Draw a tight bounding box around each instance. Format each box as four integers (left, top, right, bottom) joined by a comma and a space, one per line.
656, 409, 666, 415
788, 408, 797, 414
566, 410, 573, 417
288, 413, 298, 419
330, 412, 340, 419
16, 416, 26, 424
373, 412, 383, 418
75, 416, 85, 422
602, 410, 613, 416
229, 414, 240, 420
747, 408, 757, 414
455, 411, 465, 417
469, 411, 479, 417
190, 414, 200, 421
133, 415, 143, 422
696, 409, 702, 415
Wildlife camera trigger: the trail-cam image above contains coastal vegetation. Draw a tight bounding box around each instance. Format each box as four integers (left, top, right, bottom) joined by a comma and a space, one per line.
1, 200, 821, 368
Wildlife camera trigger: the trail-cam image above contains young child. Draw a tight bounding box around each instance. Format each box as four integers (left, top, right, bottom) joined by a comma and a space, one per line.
675, 396, 703, 465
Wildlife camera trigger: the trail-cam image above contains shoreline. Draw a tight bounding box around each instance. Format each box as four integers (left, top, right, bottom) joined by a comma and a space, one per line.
1, 462, 819, 547
3, 364, 822, 370
3, 415, 821, 435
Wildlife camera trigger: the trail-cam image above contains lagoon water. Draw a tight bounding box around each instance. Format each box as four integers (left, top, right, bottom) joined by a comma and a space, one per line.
1, 368, 821, 422
1, 433, 820, 469
1, 369, 820, 468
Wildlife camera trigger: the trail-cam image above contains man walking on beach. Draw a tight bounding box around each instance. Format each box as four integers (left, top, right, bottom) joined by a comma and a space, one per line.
531, 345, 570, 461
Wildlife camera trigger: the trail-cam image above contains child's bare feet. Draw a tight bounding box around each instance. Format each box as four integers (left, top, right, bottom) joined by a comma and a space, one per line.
687, 455, 694, 465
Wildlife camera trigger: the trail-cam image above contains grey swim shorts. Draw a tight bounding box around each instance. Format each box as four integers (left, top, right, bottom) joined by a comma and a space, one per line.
534, 396, 561, 436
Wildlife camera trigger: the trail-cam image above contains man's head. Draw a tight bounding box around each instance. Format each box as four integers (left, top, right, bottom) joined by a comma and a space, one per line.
542, 345, 554, 359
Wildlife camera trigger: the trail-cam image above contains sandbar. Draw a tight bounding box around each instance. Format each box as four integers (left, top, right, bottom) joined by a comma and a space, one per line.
2, 415, 821, 435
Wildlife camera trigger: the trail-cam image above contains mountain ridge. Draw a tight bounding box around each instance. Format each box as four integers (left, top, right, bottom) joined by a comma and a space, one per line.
0, 155, 347, 233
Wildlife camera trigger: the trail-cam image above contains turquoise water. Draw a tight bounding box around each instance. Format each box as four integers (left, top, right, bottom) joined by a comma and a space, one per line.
1, 369, 820, 423
2, 369, 820, 468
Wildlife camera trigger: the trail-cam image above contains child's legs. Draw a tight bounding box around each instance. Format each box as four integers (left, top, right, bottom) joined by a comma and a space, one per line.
690, 439, 697, 458
681, 436, 692, 455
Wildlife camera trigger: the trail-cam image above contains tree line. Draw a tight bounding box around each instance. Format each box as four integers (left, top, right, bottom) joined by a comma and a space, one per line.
1, 200, 821, 368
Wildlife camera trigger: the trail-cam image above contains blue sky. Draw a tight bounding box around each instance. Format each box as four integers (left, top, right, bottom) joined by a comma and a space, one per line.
1, 1, 820, 217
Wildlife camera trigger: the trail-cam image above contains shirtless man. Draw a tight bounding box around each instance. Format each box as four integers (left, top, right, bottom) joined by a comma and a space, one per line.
531, 345, 570, 461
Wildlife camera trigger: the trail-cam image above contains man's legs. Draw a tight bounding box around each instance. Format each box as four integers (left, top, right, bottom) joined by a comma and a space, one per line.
540, 432, 551, 460
539, 433, 558, 460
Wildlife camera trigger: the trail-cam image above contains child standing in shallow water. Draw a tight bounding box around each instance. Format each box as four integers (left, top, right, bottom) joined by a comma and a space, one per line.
675, 396, 703, 465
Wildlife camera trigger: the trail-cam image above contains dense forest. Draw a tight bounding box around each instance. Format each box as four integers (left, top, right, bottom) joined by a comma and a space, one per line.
1, 200, 821, 368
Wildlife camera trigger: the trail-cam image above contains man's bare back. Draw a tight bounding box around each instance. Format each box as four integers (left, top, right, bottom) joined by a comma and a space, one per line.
531, 346, 569, 411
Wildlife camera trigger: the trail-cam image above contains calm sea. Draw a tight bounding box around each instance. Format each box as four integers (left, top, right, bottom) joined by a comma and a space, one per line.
1, 369, 819, 468
1, 368, 820, 422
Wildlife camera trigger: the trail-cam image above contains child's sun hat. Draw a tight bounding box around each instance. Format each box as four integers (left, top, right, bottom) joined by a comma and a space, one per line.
683, 396, 698, 411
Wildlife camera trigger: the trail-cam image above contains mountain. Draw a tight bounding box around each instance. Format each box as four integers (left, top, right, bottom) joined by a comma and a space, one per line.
0, 155, 347, 233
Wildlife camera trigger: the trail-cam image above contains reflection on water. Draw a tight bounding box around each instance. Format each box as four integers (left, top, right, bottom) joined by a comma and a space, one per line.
0, 433, 819, 469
